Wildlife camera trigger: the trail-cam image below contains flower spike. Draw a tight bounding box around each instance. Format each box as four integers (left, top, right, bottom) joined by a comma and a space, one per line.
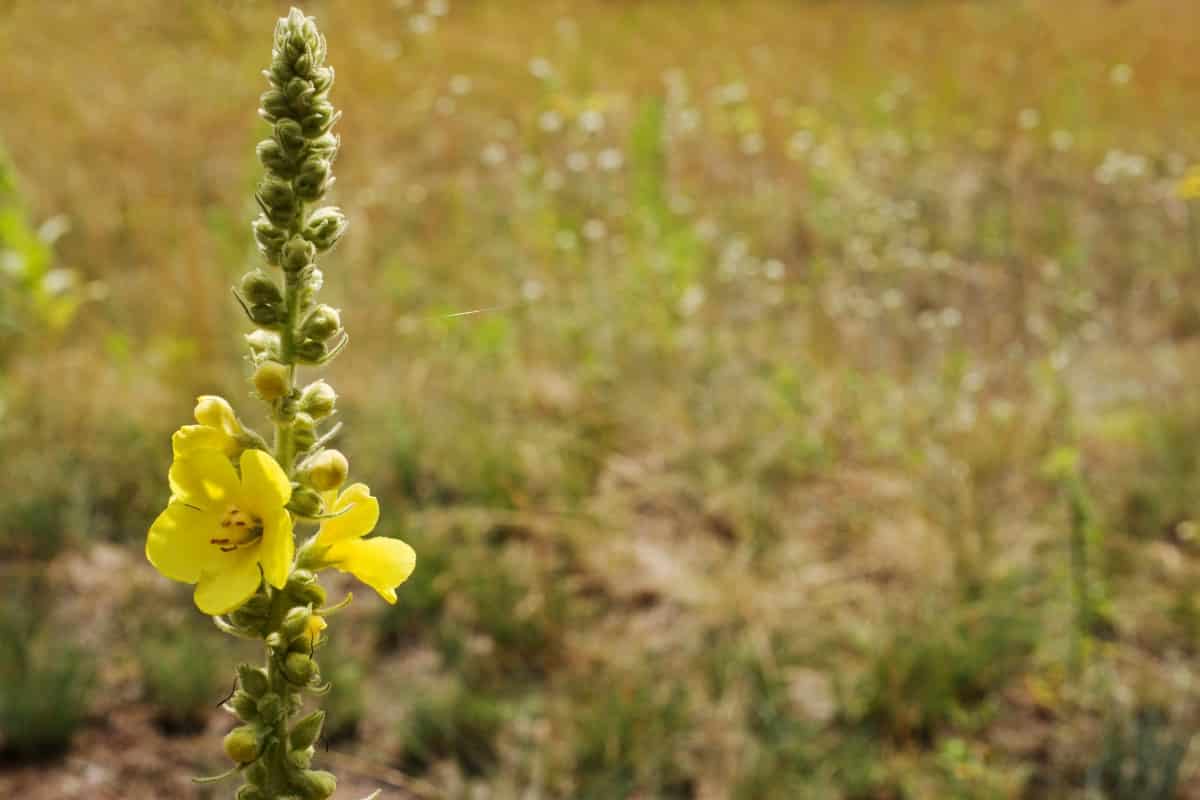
143, 8, 414, 799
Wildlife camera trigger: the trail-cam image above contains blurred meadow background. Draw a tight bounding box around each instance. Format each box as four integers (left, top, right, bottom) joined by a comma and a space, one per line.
3, 0, 1200, 797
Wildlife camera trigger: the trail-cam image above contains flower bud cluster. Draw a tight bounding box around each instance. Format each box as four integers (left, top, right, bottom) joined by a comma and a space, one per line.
252, 10, 343, 264
221, 569, 336, 800
220, 568, 326, 640
236, 3, 348, 419
283, 378, 347, 520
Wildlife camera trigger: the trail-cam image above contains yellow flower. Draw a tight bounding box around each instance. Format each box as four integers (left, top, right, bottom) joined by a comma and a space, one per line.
147, 448, 295, 614
315, 483, 415, 603
172, 395, 244, 458
1177, 167, 1200, 200
305, 614, 327, 647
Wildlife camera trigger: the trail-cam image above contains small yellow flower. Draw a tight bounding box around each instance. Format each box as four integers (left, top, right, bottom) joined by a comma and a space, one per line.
172, 395, 244, 458
147, 448, 295, 614
315, 483, 415, 603
1176, 167, 1200, 200
305, 614, 327, 647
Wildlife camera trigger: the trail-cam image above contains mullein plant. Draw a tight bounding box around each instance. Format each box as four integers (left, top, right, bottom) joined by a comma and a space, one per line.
145, 9, 415, 799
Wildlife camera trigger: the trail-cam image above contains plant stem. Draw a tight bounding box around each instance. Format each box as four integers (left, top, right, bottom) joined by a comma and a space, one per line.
265, 212, 306, 796
274, 202, 307, 479
263, 587, 295, 797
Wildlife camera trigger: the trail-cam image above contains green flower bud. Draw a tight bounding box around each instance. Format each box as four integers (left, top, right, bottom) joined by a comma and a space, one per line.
258, 176, 296, 220
281, 605, 313, 640
295, 157, 332, 201
307, 99, 335, 121
295, 338, 328, 364
301, 305, 341, 342
253, 361, 290, 401
285, 76, 315, 104
224, 725, 261, 764
282, 235, 316, 273
301, 106, 339, 138
292, 38, 315, 57
288, 568, 318, 588
237, 664, 270, 698
282, 7, 304, 32
256, 138, 297, 179
275, 117, 306, 154
252, 215, 287, 263
301, 19, 324, 50
240, 270, 284, 305
260, 88, 291, 121
299, 380, 336, 418
285, 652, 317, 684
260, 204, 297, 230
279, 22, 305, 52
298, 586, 332, 613
305, 449, 348, 491
248, 302, 284, 326
311, 66, 334, 93
302, 206, 347, 252
268, 54, 293, 86
306, 132, 338, 160
288, 485, 324, 518
228, 608, 269, 637
229, 690, 259, 721
289, 626, 321, 654
289, 710, 325, 751
296, 769, 337, 800
227, 591, 271, 633
304, 29, 325, 58
286, 569, 327, 607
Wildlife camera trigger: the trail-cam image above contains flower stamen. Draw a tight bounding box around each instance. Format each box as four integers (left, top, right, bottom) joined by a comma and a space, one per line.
212, 506, 265, 551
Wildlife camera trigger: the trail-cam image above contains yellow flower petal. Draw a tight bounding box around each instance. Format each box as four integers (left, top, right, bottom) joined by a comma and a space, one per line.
169, 448, 240, 507
146, 501, 224, 583
257, 506, 294, 589
239, 449, 293, 509
172, 425, 237, 458
326, 536, 416, 604
316, 483, 379, 544
194, 550, 263, 615
306, 614, 327, 645
194, 395, 240, 435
